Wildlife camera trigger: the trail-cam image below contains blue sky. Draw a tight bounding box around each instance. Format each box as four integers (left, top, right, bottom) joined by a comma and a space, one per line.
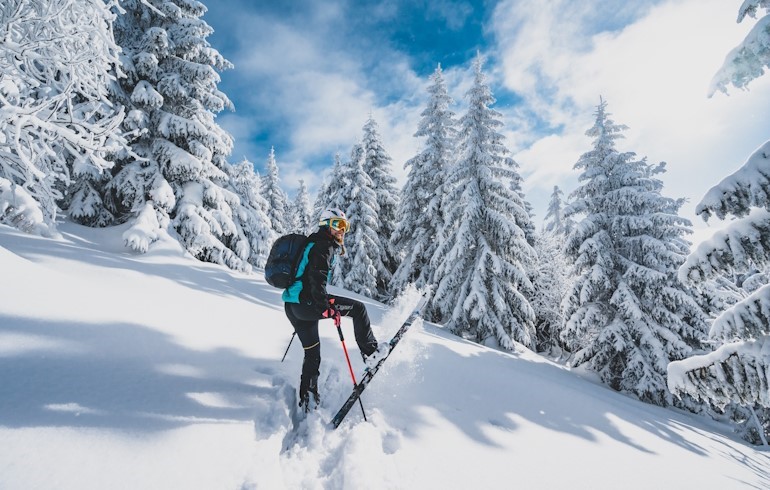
203, 0, 499, 169
202, 0, 770, 242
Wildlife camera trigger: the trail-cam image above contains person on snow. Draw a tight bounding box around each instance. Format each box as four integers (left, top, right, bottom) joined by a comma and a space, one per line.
283, 207, 389, 412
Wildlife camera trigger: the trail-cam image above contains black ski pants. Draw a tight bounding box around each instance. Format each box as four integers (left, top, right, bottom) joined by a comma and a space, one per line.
284, 295, 377, 392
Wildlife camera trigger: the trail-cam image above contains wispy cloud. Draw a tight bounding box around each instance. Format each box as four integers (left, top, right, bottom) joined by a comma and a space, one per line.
215, 2, 431, 193
491, 0, 770, 238
207, 0, 770, 244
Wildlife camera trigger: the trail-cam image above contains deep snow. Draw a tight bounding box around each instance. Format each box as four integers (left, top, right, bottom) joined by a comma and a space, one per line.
1, 221, 768, 489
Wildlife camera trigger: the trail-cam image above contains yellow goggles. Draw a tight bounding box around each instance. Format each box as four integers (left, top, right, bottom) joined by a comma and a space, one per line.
320, 217, 350, 232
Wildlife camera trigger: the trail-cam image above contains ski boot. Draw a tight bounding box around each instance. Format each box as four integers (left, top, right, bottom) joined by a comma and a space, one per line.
364, 341, 391, 370
298, 375, 320, 413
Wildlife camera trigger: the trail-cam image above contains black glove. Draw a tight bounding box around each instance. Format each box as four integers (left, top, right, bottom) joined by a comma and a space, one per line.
321, 299, 341, 325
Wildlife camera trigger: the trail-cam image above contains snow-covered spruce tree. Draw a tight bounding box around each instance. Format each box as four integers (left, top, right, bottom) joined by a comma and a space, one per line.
334, 143, 379, 298
391, 64, 457, 308
260, 147, 290, 235
312, 152, 347, 222
289, 179, 313, 234
543, 185, 574, 236
531, 230, 572, 355
431, 54, 536, 351
106, 0, 249, 270
532, 187, 574, 354
311, 182, 328, 225
562, 98, 708, 406
508, 162, 537, 246
667, 1, 770, 445
225, 158, 273, 267
0, 0, 125, 235
361, 116, 400, 299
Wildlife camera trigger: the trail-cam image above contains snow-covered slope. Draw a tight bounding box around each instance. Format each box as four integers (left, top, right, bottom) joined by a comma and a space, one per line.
1, 222, 768, 489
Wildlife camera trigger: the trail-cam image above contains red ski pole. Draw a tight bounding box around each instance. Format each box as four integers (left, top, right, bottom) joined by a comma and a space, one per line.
334, 315, 367, 421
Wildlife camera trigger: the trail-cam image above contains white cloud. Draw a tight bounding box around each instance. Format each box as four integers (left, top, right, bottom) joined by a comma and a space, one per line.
220, 6, 429, 197
492, 0, 770, 242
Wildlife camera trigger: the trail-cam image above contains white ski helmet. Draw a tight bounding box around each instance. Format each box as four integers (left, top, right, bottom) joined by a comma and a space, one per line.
319, 207, 347, 222
319, 207, 350, 234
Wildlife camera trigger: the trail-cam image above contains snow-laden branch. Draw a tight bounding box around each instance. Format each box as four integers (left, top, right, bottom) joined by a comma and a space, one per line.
668, 336, 770, 409
0, 0, 126, 232
679, 208, 770, 283
710, 1, 770, 96
0, 176, 56, 236
710, 282, 770, 340
696, 140, 770, 221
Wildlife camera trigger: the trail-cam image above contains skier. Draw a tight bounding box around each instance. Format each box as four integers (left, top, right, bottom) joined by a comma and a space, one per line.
283, 207, 389, 412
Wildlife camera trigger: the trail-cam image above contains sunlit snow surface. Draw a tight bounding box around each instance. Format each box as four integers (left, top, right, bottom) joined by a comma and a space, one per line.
0, 221, 768, 489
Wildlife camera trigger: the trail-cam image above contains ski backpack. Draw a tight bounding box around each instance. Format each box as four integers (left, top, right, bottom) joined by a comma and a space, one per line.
264, 233, 309, 289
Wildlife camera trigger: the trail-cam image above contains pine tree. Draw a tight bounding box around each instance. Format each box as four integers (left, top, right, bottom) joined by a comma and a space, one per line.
362, 116, 400, 298
543, 185, 574, 236
534, 186, 574, 355
312, 182, 328, 226
0, 0, 125, 236
531, 230, 572, 355
313, 152, 347, 222
509, 164, 537, 246
432, 54, 536, 351
260, 147, 289, 235
334, 144, 379, 297
392, 65, 457, 307
226, 158, 273, 267
290, 180, 313, 234
106, 0, 247, 270
563, 98, 708, 406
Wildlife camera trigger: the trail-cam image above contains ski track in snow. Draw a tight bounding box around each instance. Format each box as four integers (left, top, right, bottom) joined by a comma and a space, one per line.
243, 361, 407, 490
248, 296, 426, 489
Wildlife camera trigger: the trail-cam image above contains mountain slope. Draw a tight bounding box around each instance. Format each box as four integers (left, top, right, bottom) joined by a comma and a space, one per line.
0, 222, 767, 489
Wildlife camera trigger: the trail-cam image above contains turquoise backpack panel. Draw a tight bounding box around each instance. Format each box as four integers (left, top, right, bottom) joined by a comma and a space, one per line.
282, 242, 315, 303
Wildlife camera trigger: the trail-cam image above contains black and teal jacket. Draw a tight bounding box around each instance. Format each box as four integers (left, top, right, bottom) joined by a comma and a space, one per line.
282, 228, 338, 311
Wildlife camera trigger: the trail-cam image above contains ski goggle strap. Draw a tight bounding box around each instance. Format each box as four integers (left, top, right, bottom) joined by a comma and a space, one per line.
320, 217, 350, 232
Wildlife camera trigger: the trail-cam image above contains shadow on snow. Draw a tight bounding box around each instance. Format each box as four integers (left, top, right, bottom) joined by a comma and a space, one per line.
0, 314, 284, 433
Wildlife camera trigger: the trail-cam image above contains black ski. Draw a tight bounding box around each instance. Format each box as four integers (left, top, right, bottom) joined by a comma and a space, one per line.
330, 296, 428, 429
